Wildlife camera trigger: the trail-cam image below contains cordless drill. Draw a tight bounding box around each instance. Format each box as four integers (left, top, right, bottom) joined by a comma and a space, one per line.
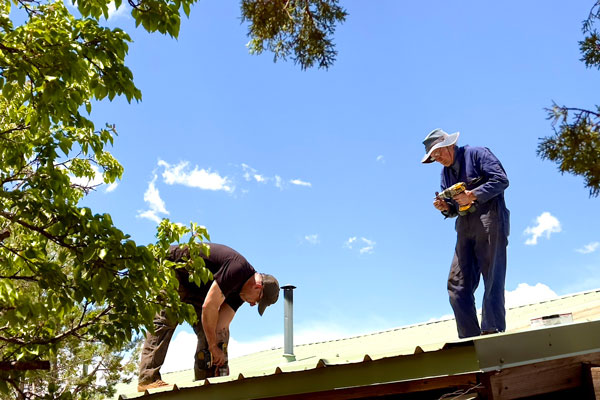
197, 342, 229, 377
436, 182, 477, 216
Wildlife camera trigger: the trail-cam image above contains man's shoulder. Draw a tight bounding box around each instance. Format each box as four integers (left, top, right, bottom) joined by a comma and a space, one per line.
462, 145, 495, 159
462, 144, 486, 153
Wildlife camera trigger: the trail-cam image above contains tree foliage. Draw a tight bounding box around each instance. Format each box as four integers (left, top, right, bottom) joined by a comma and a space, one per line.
538, 1, 600, 197
0, 0, 211, 396
241, 0, 347, 70
0, 0, 346, 398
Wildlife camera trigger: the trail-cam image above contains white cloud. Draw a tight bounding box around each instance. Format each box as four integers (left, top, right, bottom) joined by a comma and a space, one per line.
161, 330, 196, 373
344, 237, 375, 254
304, 234, 319, 245
376, 155, 385, 163
524, 212, 561, 245
239, 164, 310, 191
241, 164, 266, 183
426, 313, 454, 323
576, 242, 600, 254
274, 175, 283, 190
105, 182, 119, 192
106, 2, 129, 19
344, 237, 357, 249
425, 283, 560, 321
359, 238, 376, 254
158, 160, 233, 192
290, 179, 312, 187
137, 175, 169, 223
137, 210, 160, 224
144, 176, 168, 214
241, 164, 252, 181
505, 283, 558, 308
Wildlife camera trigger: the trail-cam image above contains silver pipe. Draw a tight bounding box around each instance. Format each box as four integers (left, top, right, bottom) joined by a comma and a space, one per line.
282, 284, 296, 362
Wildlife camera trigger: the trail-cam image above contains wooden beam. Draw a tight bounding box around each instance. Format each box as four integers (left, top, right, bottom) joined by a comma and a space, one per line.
483, 353, 600, 400
583, 363, 600, 400
592, 367, 600, 400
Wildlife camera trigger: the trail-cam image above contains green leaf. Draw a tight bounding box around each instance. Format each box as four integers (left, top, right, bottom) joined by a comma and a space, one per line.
0, 378, 9, 394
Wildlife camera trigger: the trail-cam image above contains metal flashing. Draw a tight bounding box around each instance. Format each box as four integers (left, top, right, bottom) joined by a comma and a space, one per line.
473, 319, 600, 371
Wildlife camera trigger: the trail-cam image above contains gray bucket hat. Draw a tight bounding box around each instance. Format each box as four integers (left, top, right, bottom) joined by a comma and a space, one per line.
421, 128, 459, 163
258, 273, 280, 316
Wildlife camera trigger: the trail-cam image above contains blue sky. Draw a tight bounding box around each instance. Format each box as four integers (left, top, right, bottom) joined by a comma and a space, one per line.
76, 1, 599, 370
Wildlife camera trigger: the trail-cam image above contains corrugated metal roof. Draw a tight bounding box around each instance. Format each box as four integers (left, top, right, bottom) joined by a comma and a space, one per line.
115, 288, 600, 399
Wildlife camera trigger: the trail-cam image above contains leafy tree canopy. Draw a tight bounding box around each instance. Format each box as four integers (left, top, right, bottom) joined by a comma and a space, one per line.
0, 0, 346, 398
538, 1, 600, 197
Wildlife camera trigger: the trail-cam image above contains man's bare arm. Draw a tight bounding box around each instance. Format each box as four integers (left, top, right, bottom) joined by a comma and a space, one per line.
215, 303, 235, 363
202, 281, 226, 365
217, 303, 235, 334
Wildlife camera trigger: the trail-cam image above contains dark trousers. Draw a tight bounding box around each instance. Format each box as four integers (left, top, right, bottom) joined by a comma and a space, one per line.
138, 272, 228, 385
447, 209, 508, 338
138, 303, 219, 385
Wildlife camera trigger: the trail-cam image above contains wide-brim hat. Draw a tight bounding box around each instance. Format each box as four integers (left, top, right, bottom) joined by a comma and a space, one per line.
421, 128, 460, 163
258, 274, 280, 316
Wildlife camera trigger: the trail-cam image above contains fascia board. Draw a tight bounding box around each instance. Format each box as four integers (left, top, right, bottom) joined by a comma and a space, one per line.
474, 319, 600, 372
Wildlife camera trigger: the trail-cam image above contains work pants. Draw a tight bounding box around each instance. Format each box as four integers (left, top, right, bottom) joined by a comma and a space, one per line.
447, 206, 508, 338
138, 304, 217, 385
138, 287, 229, 384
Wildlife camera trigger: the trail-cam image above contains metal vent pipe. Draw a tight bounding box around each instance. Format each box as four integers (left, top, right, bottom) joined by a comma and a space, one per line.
281, 284, 296, 362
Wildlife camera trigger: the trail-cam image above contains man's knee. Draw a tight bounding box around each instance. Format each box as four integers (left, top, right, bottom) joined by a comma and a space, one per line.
448, 284, 475, 310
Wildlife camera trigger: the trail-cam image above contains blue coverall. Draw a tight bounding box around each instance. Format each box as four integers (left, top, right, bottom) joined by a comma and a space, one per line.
440, 145, 510, 338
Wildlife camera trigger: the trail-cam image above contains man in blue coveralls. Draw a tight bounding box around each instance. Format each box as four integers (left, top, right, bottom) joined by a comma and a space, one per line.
421, 128, 510, 338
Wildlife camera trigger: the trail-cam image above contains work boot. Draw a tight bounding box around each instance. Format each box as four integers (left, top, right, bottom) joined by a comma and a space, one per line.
137, 379, 170, 392
481, 329, 499, 336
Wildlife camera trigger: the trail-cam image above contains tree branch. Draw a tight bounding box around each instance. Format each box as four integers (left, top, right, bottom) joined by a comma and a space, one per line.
0, 305, 113, 346
0, 211, 78, 250
0, 229, 9, 241
557, 106, 600, 118
0, 360, 50, 371
0, 124, 30, 137
0, 275, 38, 282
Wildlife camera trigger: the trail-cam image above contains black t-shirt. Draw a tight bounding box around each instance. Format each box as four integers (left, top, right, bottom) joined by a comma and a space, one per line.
168, 244, 255, 311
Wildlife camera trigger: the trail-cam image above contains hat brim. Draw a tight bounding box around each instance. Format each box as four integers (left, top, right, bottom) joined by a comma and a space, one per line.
421, 132, 459, 163
258, 299, 268, 316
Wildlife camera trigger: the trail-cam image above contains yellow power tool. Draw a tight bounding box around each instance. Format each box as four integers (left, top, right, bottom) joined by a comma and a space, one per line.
436, 182, 477, 216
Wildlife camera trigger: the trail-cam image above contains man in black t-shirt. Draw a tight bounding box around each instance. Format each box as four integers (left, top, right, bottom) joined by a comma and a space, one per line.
137, 244, 280, 392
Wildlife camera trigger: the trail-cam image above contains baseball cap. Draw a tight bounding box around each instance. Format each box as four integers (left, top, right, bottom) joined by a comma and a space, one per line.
258, 274, 280, 316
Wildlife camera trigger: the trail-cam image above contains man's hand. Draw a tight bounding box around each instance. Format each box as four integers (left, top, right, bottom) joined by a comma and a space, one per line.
209, 344, 226, 367
433, 196, 450, 212
453, 190, 477, 207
